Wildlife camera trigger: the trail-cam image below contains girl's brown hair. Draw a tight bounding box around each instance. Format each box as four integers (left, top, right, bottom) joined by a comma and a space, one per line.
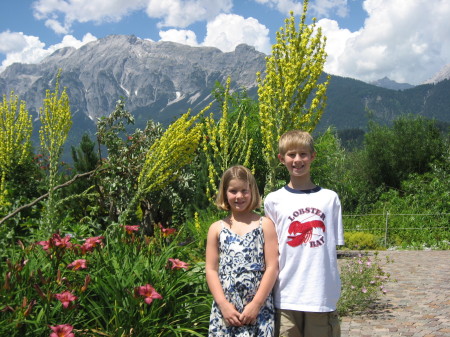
215, 165, 261, 211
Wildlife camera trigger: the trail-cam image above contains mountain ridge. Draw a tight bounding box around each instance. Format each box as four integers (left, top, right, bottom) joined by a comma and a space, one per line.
0, 34, 449, 155
369, 76, 415, 90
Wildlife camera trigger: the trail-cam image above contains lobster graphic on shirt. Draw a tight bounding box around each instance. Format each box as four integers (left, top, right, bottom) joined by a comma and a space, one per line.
287, 219, 325, 247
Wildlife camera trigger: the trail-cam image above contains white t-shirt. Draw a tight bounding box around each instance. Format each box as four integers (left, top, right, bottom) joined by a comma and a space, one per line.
264, 185, 344, 312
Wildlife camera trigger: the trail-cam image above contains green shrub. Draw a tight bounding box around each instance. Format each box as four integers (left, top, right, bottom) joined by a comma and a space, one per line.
0, 223, 211, 336
343, 231, 384, 250
338, 252, 393, 316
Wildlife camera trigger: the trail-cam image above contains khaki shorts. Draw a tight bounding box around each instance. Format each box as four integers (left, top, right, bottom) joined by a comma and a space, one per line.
275, 309, 340, 337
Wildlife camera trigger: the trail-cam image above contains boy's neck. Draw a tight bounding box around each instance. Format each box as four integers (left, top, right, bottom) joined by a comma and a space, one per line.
288, 176, 316, 191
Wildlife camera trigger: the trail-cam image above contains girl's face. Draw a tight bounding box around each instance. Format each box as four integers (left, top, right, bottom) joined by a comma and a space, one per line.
226, 178, 251, 213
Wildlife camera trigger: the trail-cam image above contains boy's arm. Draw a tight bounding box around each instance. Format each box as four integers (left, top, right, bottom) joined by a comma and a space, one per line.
263, 194, 276, 224
335, 195, 345, 246
239, 217, 279, 325
205, 221, 243, 327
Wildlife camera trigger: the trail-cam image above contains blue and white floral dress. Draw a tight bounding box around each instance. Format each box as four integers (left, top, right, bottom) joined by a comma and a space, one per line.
208, 218, 275, 336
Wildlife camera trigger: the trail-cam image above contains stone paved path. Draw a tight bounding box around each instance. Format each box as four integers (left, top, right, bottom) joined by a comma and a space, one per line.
340, 250, 450, 337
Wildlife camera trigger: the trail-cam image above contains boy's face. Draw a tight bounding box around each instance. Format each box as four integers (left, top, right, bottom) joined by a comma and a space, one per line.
278, 146, 316, 178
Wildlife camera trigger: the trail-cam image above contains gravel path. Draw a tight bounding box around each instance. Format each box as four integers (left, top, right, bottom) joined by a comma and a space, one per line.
339, 250, 450, 337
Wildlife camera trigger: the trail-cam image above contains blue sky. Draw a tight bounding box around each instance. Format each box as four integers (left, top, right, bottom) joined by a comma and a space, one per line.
1, 0, 449, 85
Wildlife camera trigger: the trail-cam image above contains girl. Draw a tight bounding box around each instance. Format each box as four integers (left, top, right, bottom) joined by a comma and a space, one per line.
206, 165, 279, 336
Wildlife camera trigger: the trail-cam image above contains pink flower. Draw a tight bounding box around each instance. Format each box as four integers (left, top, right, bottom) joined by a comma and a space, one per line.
67, 259, 87, 270
168, 258, 189, 270
137, 284, 162, 305
52, 234, 73, 249
123, 225, 140, 235
49, 324, 75, 337
37, 240, 52, 251
159, 224, 176, 237
361, 287, 368, 293
55, 291, 77, 309
82, 236, 104, 252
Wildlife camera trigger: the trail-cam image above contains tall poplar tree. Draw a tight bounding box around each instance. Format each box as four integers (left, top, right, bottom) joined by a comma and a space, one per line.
257, 0, 330, 193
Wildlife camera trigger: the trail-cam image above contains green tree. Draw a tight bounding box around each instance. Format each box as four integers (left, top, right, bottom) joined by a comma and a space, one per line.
363, 115, 445, 189
54, 133, 101, 224
257, 0, 330, 193
71, 133, 99, 173
38, 70, 72, 232
96, 99, 163, 225
311, 128, 352, 205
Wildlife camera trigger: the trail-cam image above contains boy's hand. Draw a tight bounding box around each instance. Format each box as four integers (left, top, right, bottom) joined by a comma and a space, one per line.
219, 301, 243, 327
239, 301, 261, 325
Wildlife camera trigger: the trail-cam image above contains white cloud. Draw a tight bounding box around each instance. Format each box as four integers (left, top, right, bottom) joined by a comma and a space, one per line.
252, 0, 348, 19
317, 0, 450, 84
252, 0, 303, 15
31, 0, 234, 36
202, 14, 271, 54
50, 33, 97, 51
32, 0, 147, 34
146, 0, 232, 28
159, 29, 199, 46
315, 19, 359, 74
0, 31, 32, 54
310, 0, 348, 18
44, 19, 70, 35
0, 32, 97, 72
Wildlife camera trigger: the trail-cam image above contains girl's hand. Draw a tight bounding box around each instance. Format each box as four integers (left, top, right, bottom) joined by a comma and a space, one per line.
219, 301, 243, 327
239, 301, 261, 325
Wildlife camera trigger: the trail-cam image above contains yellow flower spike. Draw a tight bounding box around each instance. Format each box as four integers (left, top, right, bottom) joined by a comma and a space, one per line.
138, 106, 208, 197
194, 212, 200, 230
0, 91, 33, 198
201, 76, 254, 203
257, 0, 329, 193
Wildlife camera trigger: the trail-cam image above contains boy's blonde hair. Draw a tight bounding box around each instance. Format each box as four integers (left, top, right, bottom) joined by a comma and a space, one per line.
278, 130, 315, 155
215, 165, 261, 211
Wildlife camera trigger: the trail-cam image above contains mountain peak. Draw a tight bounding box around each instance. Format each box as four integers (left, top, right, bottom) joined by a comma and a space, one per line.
369, 76, 414, 90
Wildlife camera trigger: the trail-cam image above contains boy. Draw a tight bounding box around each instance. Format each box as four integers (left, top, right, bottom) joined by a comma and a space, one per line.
264, 130, 344, 337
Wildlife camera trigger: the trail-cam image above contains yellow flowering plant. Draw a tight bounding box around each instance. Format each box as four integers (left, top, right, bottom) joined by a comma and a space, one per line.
257, 0, 330, 193
38, 69, 72, 231
202, 78, 253, 202
0, 92, 33, 207
119, 105, 212, 225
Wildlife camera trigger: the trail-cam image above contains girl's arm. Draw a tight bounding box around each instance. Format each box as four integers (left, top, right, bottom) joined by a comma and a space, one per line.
239, 217, 279, 325
205, 221, 243, 327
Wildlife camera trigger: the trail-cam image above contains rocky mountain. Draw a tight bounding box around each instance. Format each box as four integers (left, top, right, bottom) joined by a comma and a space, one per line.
0, 34, 449, 157
0, 35, 265, 133
369, 76, 414, 90
423, 63, 450, 84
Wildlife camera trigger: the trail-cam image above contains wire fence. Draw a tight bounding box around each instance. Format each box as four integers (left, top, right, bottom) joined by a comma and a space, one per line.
342, 212, 450, 247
